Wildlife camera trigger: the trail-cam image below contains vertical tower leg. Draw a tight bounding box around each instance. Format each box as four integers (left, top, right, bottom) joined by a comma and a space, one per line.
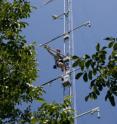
63, 0, 77, 124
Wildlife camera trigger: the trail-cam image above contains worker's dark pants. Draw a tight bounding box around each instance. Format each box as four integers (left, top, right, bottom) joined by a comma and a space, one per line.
53, 60, 65, 72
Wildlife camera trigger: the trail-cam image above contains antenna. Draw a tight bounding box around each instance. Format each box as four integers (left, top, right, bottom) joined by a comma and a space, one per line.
52, 13, 64, 20
75, 107, 101, 119
41, 68, 80, 87
44, 0, 55, 5
39, 21, 91, 47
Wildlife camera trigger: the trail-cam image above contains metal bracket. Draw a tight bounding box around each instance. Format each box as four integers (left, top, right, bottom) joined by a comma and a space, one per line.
62, 73, 71, 87
64, 33, 69, 40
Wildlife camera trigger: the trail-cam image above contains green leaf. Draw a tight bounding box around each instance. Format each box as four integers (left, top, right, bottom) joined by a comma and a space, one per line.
112, 51, 117, 58
79, 60, 84, 70
102, 46, 107, 50
83, 72, 88, 82
104, 37, 116, 41
85, 59, 92, 69
96, 43, 100, 51
92, 53, 99, 61
37, 98, 45, 103
98, 85, 103, 91
72, 55, 78, 59
88, 70, 92, 80
90, 79, 96, 88
87, 92, 97, 100
31, 117, 37, 124
91, 61, 96, 69
72, 60, 79, 67
64, 96, 72, 100
85, 95, 89, 101
109, 95, 115, 106
93, 86, 100, 95
75, 72, 83, 79
92, 68, 97, 75
113, 43, 117, 50
91, 92, 97, 99
83, 54, 90, 59
108, 41, 115, 48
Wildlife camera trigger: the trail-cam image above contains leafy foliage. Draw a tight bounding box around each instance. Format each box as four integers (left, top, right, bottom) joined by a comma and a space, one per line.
0, 0, 32, 40
31, 97, 74, 124
0, 0, 44, 123
73, 37, 117, 106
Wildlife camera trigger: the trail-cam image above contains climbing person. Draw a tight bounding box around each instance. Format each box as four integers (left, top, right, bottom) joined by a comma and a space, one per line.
44, 45, 67, 72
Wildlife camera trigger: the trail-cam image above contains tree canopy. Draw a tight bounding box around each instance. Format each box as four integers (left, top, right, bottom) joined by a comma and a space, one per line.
31, 97, 74, 124
73, 37, 117, 106
0, 0, 43, 123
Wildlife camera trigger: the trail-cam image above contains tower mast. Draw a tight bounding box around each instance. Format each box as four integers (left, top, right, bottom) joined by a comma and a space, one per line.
63, 0, 77, 124
41, 1, 94, 124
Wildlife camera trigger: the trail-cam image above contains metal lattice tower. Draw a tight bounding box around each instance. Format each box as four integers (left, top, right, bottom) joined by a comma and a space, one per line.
63, 0, 77, 124
40, 1, 100, 124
